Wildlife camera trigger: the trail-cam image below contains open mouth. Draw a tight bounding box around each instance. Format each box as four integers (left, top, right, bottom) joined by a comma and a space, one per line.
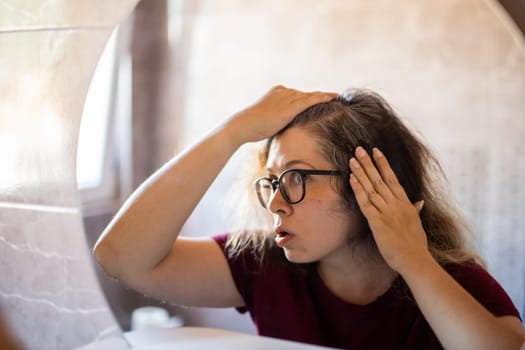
274, 230, 293, 247
276, 231, 289, 238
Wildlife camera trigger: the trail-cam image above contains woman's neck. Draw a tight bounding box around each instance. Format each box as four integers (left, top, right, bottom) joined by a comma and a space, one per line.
317, 249, 397, 305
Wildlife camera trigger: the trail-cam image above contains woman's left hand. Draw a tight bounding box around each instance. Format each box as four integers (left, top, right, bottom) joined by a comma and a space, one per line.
350, 146, 525, 349
348, 146, 430, 273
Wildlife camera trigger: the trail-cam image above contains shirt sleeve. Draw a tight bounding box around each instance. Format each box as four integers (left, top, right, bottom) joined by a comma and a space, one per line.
212, 233, 257, 314
446, 262, 522, 321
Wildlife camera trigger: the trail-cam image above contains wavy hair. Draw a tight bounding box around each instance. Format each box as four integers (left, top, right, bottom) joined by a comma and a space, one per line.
226, 89, 481, 267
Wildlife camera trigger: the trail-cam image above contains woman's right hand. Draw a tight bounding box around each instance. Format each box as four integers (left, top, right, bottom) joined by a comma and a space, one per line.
225, 85, 338, 144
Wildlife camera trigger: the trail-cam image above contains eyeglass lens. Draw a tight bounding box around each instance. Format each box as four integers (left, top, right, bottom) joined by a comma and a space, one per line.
256, 170, 304, 208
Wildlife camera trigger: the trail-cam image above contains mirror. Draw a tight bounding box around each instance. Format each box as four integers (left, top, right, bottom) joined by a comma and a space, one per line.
77, 0, 525, 332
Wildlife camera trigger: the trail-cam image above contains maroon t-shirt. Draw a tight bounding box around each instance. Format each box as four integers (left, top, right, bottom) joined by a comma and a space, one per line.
213, 234, 521, 349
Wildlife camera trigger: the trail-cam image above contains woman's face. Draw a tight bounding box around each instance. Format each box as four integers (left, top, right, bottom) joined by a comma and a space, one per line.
264, 126, 360, 264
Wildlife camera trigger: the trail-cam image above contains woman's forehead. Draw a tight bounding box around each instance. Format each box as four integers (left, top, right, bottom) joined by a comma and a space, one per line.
265, 128, 330, 171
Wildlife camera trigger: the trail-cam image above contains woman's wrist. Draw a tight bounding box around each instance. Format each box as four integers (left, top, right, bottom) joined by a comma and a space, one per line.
395, 250, 437, 281
218, 113, 256, 148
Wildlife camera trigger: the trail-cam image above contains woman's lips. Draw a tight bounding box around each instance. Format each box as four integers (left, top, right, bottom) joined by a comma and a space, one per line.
275, 231, 294, 247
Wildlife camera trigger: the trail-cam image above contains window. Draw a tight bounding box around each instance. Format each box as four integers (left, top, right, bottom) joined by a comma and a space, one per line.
76, 25, 132, 213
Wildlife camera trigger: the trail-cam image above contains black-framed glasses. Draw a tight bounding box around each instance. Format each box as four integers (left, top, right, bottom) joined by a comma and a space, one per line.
254, 169, 342, 209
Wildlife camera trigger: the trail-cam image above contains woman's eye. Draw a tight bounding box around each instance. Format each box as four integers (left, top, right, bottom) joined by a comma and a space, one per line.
292, 172, 304, 184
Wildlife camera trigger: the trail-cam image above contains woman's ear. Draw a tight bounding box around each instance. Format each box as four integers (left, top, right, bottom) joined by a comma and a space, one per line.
414, 200, 425, 213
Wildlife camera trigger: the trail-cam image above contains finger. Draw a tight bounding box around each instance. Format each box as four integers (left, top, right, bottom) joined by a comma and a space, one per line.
349, 157, 389, 210
310, 91, 339, 100
267, 84, 291, 96
371, 148, 409, 200
289, 91, 338, 107
306, 89, 339, 98
349, 173, 381, 217
353, 147, 395, 201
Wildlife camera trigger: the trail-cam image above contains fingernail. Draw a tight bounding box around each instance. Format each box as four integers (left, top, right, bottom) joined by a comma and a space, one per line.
349, 173, 358, 183
350, 158, 360, 168
356, 147, 366, 158
373, 148, 384, 158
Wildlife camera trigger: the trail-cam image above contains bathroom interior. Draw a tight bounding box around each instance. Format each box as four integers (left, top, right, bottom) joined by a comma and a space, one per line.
1, 0, 524, 349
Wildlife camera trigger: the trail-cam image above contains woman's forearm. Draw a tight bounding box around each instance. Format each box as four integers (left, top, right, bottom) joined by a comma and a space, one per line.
93, 86, 338, 282
93, 122, 242, 280
348, 147, 525, 349
400, 255, 524, 350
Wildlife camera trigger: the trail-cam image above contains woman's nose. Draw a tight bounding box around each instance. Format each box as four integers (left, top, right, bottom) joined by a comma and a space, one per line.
267, 187, 291, 215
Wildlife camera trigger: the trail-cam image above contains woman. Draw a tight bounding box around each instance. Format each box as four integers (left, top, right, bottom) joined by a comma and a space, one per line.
94, 86, 525, 349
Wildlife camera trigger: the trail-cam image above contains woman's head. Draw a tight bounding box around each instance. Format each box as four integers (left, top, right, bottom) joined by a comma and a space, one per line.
261, 89, 428, 212
229, 89, 479, 266
258, 90, 431, 254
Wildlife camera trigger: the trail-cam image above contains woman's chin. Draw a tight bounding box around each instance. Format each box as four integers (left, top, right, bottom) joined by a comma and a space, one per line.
283, 249, 316, 264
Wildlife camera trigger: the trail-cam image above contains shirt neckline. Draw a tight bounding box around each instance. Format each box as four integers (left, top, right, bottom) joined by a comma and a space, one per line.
311, 267, 403, 310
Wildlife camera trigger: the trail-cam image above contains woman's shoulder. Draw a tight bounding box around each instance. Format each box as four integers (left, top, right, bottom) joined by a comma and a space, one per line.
211, 231, 284, 269
444, 260, 486, 274
443, 260, 493, 279
443, 260, 499, 289
444, 260, 521, 319
211, 232, 229, 247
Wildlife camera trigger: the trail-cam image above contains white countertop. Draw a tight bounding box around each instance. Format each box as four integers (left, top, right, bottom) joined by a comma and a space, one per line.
125, 327, 339, 350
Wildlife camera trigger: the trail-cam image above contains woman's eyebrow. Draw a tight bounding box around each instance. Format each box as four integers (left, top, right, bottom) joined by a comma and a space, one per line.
265, 160, 316, 173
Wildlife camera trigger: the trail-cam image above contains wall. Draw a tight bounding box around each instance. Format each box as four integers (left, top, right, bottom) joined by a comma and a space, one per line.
0, 1, 138, 349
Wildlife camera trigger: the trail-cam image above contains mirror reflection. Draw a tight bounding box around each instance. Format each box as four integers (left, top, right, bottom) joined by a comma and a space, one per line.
77, 0, 525, 346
